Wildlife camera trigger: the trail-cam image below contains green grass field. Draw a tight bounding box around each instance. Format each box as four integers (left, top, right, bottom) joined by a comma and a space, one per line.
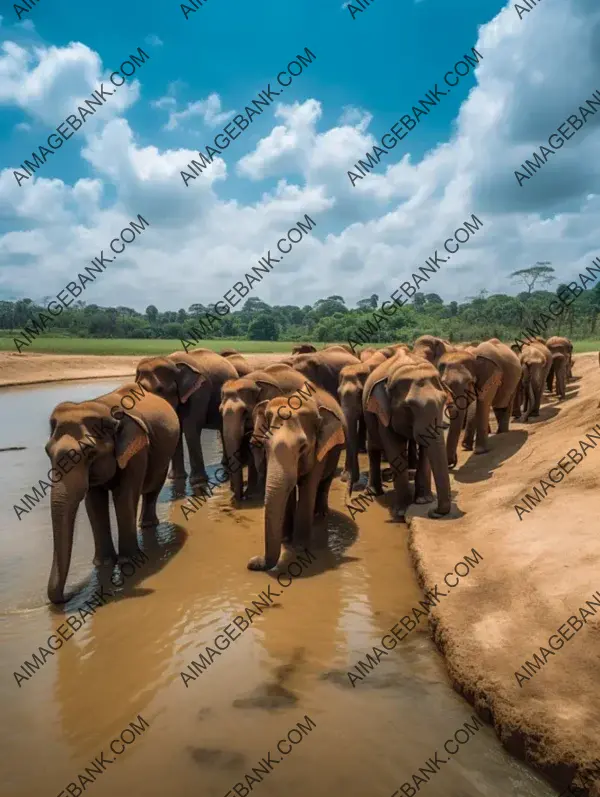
0, 337, 320, 355
1, 336, 598, 356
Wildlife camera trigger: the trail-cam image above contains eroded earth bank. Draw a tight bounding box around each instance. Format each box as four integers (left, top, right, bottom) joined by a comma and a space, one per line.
409, 352, 600, 796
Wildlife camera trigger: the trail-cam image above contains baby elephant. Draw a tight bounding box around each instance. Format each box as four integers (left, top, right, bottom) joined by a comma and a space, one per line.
247, 392, 346, 571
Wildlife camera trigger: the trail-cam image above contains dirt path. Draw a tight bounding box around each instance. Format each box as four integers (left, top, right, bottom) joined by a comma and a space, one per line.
0, 351, 285, 387
409, 351, 600, 795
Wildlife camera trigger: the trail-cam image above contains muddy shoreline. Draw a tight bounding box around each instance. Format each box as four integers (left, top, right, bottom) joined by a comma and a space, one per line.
407, 352, 600, 797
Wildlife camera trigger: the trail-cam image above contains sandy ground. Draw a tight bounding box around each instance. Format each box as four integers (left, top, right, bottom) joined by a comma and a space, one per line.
409, 351, 600, 796
0, 351, 284, 387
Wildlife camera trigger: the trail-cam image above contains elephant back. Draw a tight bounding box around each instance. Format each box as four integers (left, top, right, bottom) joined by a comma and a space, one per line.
475, 340, 521, 407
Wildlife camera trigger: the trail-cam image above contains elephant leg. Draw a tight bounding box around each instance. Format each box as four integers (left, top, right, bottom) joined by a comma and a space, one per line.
183, 414, 208, 484
246, 454, 260, 498
463, 400, 476, 450
85, 487, 116, 566
475, 393, 495, 453
315, 467, 336, 516
414, 444, 434, 504
294, 467, 322, 545
168, 430, 187, 480
426, 438, 452, 518
367, 448, 383, 495
112, 466, 145, 560
494, 406, 511, 433
140, 468, 167, 528
379, 430, 411, 522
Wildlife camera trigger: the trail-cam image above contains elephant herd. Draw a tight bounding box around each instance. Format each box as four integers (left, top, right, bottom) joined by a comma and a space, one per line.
44, 336, 574, 603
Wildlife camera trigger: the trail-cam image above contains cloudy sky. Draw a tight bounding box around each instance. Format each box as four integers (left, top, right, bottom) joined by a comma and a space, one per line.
0, 0, 599, 312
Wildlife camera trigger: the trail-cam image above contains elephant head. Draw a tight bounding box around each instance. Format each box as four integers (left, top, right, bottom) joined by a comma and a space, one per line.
135, 354, 207, 409
219, 373, 282, 499
364, 356, 451, 517
438, 350, 477, 467
293, 349, 358, 398
412, 335, 447, 365
250, 396, 345, 569
46, 398, 150, 603
338, 363, 371, 486
291, 343, 317, 355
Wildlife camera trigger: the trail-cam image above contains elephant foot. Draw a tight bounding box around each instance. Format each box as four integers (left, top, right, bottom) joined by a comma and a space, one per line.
428, 504, 451, 519
190, 472, 209, 487
447, 454, 458, 469
168, 468, 187, 480
474, 445, 489, 455
358, 445, 367, 454
519, 415, 529, 424
94, 553, 117, 567
314, 498, 329, 517
462, 441, 473, 451
414, 493, 435, 505
247, 555, 277, 571
366, 481, 384, 497
118, 546, 142, 564
390, 506, 407, 523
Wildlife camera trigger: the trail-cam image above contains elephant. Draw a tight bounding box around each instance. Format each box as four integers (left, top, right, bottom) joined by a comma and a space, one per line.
293, 348, 360, 398
359, 347, 379, 362
46, 384, 180, 603
462, 340, 521, 454
363, 352, 451, 520
135, 348, 238, 484
220, 364, 316, 500
292, 343, 317, 355
437, 349, 479, 467
548, 351, 568, 400
324, 344, 355, 355
412, 335, 447, 365
338, 362, 374, 487
546, 336, 574, 384
516, 342, 552, 421
247, 389, 346, 571
220, 350, 254, 377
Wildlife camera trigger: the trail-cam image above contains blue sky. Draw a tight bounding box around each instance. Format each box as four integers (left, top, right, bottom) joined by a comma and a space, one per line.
1, 0, 599, 312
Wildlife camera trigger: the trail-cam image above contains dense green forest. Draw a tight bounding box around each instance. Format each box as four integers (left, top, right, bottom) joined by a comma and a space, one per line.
4, 266, 600, 345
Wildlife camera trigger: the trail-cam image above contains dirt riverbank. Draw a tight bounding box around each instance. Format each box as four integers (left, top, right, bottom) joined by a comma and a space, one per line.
0, 351, 283, 387
409, 351, 600, 796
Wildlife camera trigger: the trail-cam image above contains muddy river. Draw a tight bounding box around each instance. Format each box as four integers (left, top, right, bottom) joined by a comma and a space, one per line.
0, 379, 558, 797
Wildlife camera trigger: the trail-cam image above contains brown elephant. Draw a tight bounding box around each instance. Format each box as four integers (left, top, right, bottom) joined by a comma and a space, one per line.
220, 365, 316, 500
546, 336, 574, 385
359, 347, 378, 362
338, 362, 374, 487
220, 350, 254, 377
46, 384, 179, 603
135, 348, 237, 484
463, 340, 521, 454
293, 347, 359, 398
412, 335, 447, 365
516, 342, 552, 421
247, 389, 346, 571
324, 344, 355, 354
363, 352, 451, 520
437, 349, 479, 467
291, 343, 317, 354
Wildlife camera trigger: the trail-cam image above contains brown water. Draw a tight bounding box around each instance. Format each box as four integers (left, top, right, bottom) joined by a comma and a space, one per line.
0, 380, 559, 797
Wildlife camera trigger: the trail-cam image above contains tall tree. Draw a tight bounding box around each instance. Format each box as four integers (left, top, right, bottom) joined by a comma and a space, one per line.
510, 262, 554, 294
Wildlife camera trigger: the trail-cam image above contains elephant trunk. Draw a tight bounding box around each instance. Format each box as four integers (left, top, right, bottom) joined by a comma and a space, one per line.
48, 476, 87, 604
223, 415, 246, 500
263, 454, 296, 569
445, 403, 466, 468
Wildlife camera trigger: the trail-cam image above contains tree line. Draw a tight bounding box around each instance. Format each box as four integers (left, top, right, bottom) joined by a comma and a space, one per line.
4, 266, 600, 343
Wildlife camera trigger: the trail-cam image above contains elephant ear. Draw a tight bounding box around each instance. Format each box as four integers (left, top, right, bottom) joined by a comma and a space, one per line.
115, 414, 150, 469
364, 378, 391, 427
175, 363, 207, 404
255, 379, 281, 399
316, 407, 345, 462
